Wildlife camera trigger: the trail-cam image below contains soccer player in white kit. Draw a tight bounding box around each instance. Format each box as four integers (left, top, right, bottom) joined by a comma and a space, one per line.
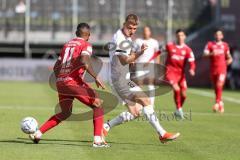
134, 26, 159, 106
103, 14, 180, 143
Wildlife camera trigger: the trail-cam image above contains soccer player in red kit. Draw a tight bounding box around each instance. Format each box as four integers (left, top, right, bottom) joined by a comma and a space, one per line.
29, 23, 109, 147
203, 29, 232, 113
165, 29, 196, 119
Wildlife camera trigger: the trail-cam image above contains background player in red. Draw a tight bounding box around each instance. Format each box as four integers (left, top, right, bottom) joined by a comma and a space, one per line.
203, 29, 232, 113
165, 29, 196, 119
29, 23, 108, 147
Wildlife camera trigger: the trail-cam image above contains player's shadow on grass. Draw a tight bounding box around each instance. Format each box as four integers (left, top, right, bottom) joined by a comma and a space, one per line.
14, 137, 163, 147
0, 139, 33, 144
0, 138, 90, 147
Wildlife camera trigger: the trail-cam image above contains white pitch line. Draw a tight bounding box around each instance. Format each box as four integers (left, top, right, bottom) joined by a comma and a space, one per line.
0, 105, 53, 110
0, 105, 239, 117
188, 89, 240, 104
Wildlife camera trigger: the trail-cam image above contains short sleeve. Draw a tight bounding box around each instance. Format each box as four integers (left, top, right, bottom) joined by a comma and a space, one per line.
154, 40, 159, 52
82, 43, 92, 56
187, 48, 195, 62
113, 34, 129, 56
204, 42, 211, 55
166, 43, 171, 52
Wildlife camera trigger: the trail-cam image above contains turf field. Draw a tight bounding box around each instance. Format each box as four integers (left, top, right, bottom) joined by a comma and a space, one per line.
0, 81, 240, 160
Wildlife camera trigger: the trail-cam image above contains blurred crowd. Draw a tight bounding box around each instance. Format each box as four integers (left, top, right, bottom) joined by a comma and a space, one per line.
228, 47, 240, 89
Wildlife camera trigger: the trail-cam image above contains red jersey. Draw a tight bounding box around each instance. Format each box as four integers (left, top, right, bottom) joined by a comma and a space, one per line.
204, 41, 230, 74
55, 37, 92, 84
165, 42, 196, 75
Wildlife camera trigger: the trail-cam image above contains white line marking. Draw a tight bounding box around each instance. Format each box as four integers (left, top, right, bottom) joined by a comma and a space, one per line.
0, 105, 53, 110
188, 89, 240, 104
0, 105, 239, 117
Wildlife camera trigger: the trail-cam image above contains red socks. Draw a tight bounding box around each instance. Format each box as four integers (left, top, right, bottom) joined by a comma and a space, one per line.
215, 85, 223, 103
39, 107, 104, 136
40, 115, 62, 134
180, 95, 186, 107
174, 90, 187, 109
93, 107, 104, 136
174, 90, 182, 109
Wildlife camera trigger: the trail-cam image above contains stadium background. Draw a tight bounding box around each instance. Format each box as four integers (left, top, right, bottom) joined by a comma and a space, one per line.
0, 0, 239, 88
0, 1, 240, 160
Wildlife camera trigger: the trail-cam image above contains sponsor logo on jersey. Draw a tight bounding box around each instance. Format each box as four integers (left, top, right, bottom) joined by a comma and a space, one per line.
171, 55, 184, 60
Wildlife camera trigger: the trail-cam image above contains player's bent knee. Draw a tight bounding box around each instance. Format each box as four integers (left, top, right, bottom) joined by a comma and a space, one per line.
134, 96, 151, 106
92, 98, 103, 108
57, 111, 72, 121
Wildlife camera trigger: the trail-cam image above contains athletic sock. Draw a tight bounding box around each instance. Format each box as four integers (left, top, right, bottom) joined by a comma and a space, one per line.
148, 85, 155, 106
94, 136, 103, 143
142, 106, 166, 137
39, 115, 62, 134
108, 111, 135, 128
180, 95, 186, 107
93, 107, 104, 136
174, 90, 181, 109
35, 130, 42, 138
215, 85, 223, 103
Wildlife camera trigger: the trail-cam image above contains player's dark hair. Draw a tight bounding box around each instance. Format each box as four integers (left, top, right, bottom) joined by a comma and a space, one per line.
214, 27, 224, 34
76, 23, 90, 37
176, 29, 186, 35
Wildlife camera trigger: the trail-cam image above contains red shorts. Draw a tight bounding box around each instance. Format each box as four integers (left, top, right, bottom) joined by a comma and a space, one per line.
56, 80, 98, 108
211, 72, 226, 84
165, 72, 187, 90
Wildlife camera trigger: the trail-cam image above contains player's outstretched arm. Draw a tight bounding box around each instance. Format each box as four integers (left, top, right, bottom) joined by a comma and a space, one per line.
118, 44, 148, 65
80, 55, 105, 89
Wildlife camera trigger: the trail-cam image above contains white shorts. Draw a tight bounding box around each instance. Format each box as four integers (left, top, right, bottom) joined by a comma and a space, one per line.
110, 78, 142, 103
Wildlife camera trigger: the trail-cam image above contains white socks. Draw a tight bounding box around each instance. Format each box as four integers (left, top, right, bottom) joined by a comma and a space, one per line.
94, 136, 103, 143
148, 85, 155, 106
35, 130, 42, 138
106, 106, 167, 137
142, 106, 166, 137
107, 111, 136, 128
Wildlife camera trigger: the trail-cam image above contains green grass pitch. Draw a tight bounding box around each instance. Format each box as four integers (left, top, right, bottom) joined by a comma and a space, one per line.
0, 81, 240, 160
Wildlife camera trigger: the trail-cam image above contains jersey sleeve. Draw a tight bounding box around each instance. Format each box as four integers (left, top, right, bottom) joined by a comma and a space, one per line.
154, 40, 159, 52
113, 34, 129, 56
203, 42, 212, 55
165, 43, 171, 53
82, 43, 93, 56
187, 48, 196, 71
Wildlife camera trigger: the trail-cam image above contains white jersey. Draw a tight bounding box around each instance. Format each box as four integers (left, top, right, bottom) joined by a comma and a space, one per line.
109, 29, 133, 81
135, 38, 159, 63
109, 29, 142, 101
